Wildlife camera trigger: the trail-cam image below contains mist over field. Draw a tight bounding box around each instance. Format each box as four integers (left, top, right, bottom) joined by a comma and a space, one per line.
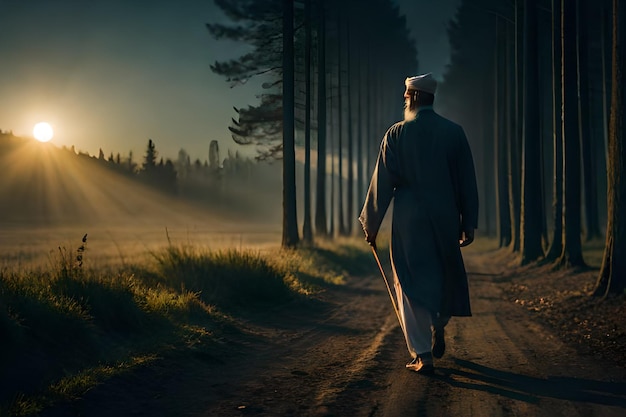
0, 133, 290, 268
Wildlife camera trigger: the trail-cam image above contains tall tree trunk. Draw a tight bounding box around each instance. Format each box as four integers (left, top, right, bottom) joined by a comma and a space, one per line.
366, 44, 374, 181
577, 0, 602, 241
545, 0, 564, 262
558, 0, 586, 267
315, 0, 328, 237
509, 3, 522, 253
539, 8, 552, 249
337, 13, 346, 236
496, 18, 512, 247
520, 0, 545, 264
302, 0, 313, 244
329, 93, 335, 237
282, 0, 299, 248
356, 38, 364, 231
346, 16, 354, 236
595, 0, 626, 296
596, 0, 611, 234
601, 0, 612, 162
593, 0, 610, 234
483, 74, 496, 237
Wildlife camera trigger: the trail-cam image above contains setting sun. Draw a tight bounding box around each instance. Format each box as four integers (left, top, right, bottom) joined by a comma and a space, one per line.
33, 122, 54, 142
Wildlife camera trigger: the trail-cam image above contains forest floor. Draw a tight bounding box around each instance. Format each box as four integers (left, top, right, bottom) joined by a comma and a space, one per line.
37, 241, 626, 417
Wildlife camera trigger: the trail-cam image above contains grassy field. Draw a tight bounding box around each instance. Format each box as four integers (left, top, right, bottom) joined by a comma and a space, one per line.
0, 231, 608, 416
0, 234, 380, 416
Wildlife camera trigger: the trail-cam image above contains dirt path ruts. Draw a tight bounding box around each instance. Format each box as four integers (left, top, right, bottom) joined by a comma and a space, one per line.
39, 250, 626, 417
373, 254, 626, 417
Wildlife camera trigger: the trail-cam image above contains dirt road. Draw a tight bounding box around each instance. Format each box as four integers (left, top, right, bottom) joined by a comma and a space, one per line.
41, 249, 626, 417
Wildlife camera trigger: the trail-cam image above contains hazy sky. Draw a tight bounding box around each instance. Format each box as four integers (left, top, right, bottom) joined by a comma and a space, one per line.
400, 0, 462, 79
0, 0, 460, 161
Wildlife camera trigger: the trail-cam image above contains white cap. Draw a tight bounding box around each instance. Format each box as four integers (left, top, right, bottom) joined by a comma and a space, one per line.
405, 73, 437, 94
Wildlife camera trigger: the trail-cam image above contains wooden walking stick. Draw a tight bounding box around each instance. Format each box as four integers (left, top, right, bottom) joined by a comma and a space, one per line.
369, 243, 402, 326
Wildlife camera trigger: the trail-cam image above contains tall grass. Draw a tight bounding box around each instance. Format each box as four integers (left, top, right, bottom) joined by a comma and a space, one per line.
151, 245, 296, 311
0, 235, 371, 416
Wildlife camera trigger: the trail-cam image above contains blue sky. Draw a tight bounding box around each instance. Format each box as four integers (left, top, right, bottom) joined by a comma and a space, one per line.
0, 0, 459, 162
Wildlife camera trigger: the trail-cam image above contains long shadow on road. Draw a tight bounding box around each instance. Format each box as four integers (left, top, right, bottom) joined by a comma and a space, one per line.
432, 358, 626, 408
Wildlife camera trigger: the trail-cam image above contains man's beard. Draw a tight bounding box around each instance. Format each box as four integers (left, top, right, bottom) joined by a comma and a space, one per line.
404, 98, 417, 121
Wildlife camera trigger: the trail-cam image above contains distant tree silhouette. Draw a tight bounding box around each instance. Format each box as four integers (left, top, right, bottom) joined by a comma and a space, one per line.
138, 139, 178, 193
159, 158, 178, 194
127, 150, 137, 175
142, 139, 158, 172
209, 140, 220, 173
193, 158, 204, 173
176, 148, 191, 180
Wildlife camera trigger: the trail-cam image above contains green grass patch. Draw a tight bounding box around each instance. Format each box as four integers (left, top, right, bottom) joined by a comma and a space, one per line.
151, 245, 296, 311
0, 235, 369, 416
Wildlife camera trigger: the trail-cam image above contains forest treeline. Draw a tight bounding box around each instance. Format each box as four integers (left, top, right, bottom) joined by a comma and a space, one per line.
207, 0, 625, 296
439, 0, 625, 296
91, 138, 259, 199
0, 130, 285, 225
0, 131, 265, 193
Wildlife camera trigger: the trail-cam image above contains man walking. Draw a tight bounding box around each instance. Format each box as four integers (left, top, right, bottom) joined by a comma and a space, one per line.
359, 73, 479, 374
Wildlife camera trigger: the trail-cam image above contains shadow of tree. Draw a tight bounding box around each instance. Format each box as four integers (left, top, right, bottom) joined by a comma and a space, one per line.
431, 359, 626, 408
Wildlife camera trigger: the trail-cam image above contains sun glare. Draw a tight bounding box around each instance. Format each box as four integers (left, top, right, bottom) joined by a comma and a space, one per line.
33, 122, 54, 142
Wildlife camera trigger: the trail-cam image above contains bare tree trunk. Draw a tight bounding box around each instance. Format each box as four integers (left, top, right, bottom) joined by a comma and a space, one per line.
482, 73, 496, 237
346, 18, 354, 236
578, 0, 602, 241
356, 37, 364, 230
545, 0, 564, 262
366, 45, 374, 181
509, 2, 522, 253
302, 0, 313, 244
601, 0, 612, 162
539, 8, 552, 249
329, 69, 335, 238
336, 12, 346, 236
496, 17, 512, 247
595, 0, 626, 296
315, 0, 328, 237
558, 0, 586, 267
282, 0, 299, 248
520, 0, 545, 264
